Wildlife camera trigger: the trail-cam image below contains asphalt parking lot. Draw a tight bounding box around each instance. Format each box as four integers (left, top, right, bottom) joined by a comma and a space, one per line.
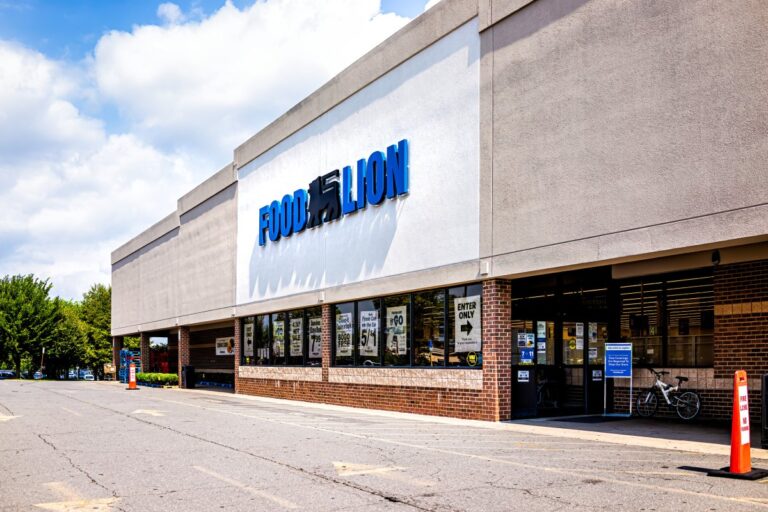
1, 380, 767, 511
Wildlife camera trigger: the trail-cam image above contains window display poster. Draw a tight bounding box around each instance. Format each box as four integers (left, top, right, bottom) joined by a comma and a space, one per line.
290, 318, 303, 356
386, 306, 408, 355
517, 332, 535, 348
589, 322, 597, 343
272, 320, 285, 357
454, 295, 481, 352
359, 310, 379, 356
244, 322, 254, 358
536, 321, 546, 340
336, 313, 353, 357
308, 317, 322, 358
215, 337, 235, 356
576, 323, 584, 337
589, 347, 598, 360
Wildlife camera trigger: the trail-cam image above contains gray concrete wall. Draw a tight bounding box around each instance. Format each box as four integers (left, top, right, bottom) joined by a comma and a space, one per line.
485, 0, 768, 277
111, 181, 237, 336
113, 0, 768, 333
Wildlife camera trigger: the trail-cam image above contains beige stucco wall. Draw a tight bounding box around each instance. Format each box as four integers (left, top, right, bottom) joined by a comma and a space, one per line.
484, 0, 768, 275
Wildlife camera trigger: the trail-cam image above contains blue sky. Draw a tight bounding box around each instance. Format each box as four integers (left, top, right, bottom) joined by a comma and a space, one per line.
0, 0, 425, 60
0, 0, 435, 299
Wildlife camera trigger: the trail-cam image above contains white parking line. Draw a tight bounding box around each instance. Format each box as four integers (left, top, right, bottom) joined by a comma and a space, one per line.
193, 465, 298, 509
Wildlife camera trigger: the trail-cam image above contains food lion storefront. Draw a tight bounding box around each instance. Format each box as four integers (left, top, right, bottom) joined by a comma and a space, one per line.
111, 0, 768, 423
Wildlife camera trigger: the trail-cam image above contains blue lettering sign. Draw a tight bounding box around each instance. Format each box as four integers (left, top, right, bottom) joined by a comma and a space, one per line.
258, 139, 410, 246
605, 343, 633, 378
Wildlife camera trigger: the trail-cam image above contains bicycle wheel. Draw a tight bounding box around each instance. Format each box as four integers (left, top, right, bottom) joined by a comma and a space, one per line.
675, 391, 701, 420
636, 389, 658, 417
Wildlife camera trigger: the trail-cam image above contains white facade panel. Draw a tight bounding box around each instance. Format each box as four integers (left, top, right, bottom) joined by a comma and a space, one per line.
236, 20, 480, 305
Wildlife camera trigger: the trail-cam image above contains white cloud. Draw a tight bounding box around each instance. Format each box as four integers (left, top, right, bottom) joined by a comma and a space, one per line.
157, 2, 185, 24
93, 0, 410, 162
0, 1, 413, 300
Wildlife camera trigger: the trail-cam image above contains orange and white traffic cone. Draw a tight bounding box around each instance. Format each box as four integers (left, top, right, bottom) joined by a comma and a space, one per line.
730, 370, 751, 474
708, 370, 767, 480
126, 362, 139, 391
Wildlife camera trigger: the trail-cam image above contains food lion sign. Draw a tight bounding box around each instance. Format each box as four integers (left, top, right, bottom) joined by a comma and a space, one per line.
454, 295, 481, 352
258, 139, 409, 246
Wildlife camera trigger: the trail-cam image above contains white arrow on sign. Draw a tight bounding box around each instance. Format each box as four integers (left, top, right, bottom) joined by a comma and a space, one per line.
131, 409, 164, 417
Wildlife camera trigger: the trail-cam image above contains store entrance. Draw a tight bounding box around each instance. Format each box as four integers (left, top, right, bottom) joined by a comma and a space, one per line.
510, 269, 613, 418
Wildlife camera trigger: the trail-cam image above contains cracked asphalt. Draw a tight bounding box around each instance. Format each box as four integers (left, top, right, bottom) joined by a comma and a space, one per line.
1, 380, 767, 511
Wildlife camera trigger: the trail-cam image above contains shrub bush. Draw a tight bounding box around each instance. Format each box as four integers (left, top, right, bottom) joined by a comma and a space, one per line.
136, 372, 178, 386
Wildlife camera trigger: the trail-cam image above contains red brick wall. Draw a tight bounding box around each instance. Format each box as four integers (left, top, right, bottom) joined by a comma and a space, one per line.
714, 260, 768, 379
112, 336, 123, 370
177, 326, 190, 383
481, 279, 513, 420
233, 319, 241, 393
612, 386, 762, 424
235, 280, 512, 421
139, 333, 150, 372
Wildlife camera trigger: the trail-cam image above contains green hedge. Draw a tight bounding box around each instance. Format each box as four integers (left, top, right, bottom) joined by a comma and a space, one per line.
136, 372, 178, 386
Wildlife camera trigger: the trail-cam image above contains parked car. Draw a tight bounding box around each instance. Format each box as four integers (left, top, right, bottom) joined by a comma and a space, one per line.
33, 371, 46, 380
82, 374, 95, 381
0, 370, 16, 380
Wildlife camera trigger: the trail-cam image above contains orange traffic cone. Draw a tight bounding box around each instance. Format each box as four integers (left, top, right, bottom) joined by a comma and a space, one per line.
126, 362, 139, 391
730, 370, 751, 473
708, 370, 767, 480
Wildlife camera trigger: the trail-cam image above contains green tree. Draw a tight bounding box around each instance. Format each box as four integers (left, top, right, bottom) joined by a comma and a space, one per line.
0, 275, 60, 375
79, 284, 112, 377
46, 300, 88, 378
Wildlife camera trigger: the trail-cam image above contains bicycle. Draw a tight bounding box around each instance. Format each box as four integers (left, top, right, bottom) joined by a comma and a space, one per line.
636, 368, 701, 420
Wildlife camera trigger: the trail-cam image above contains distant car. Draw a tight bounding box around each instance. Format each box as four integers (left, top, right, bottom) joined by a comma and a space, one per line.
82, 374, 95, 381
0, 370, 16, 380
68, 371, 77, 379
33, 371, 45, 380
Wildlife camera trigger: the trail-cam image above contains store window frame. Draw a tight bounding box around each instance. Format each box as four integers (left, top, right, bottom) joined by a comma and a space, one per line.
331, 284, 482, 369
618, 269, 714, 369
239, 306, 322, 367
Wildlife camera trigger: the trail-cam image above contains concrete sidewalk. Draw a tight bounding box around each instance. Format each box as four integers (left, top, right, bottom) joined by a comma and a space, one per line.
151, 383, 768, 463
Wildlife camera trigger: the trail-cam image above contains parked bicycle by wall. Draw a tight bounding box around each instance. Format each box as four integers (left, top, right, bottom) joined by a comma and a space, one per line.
636, 368, 701, 420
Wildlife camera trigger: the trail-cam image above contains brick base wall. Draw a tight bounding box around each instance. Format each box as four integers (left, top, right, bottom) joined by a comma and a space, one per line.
612, 386, 762, 424
234, 280, 512, 421
235, 377, 490, 420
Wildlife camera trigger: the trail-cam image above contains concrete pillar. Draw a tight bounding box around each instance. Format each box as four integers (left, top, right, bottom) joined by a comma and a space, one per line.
321, 303, 332, 382
233, 318, 241, 393
481, 279, 513, 421
112, 336, 123, 378
178, 326, 190, 384
139, 333, 150, 373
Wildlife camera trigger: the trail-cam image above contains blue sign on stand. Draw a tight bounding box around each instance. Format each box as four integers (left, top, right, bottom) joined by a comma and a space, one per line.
605, 343, 632, 378
604, 342, 633, 417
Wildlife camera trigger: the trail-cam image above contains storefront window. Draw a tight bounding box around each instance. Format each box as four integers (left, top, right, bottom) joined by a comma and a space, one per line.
511, 319, 534, 366
620, 281, 662, 366
447, 284, 482, 367
242, 317, 255, 365
287, 310, 304, 365
620, 271, 713, 367
357, 299, 381, 366
307, 307, 323, 365
334, 302, 354, 366
253, 315, 270, 365
413, 289, 445, 367
271, 312, 286, 365
383, 294, 410, 366
665, 275, 714, 366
